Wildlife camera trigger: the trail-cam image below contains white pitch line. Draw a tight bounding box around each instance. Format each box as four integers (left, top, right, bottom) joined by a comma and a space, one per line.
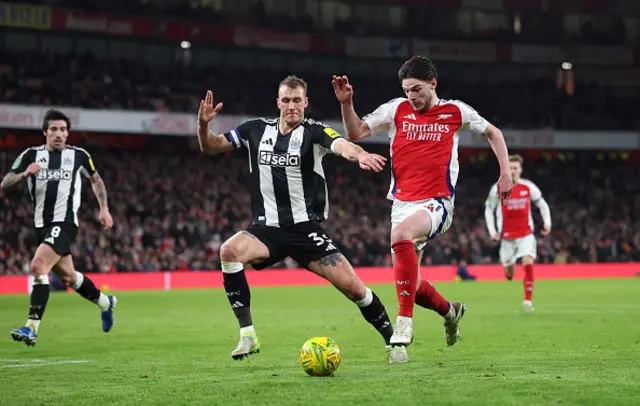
0, 360, 89, 369
0, 359, 52, 363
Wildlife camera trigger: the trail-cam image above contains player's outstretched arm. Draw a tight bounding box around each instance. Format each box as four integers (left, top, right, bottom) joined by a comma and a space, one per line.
482, 124, 512, 201
197, 90, 235, 155
332, 139, 386, 172
332, 76, 373, 142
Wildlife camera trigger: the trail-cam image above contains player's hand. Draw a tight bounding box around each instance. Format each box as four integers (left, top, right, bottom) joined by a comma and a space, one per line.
332, 75, 354, 105
541, 225, 551, 236
23, 163, 41, 177
99, 209, 113, 230
497, 173, 513, 202
357, 153, 387, 172
491, 233, 500, 241
198, 90, 223, 124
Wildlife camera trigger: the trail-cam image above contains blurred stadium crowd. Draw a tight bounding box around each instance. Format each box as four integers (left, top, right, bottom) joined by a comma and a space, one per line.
1, 0, 639, 275
2, 147, 639, 275
1, 46, 638, 131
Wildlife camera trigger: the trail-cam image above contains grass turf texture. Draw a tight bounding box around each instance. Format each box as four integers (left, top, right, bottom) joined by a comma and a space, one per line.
1, 278, 639, 406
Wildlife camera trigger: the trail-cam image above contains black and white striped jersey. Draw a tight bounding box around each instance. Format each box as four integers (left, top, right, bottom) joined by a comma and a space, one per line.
224, 118, 344, 227
10, 145, 97, 228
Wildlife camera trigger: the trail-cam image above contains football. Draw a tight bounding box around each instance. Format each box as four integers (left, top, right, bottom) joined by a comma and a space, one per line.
299, 336, 342, 377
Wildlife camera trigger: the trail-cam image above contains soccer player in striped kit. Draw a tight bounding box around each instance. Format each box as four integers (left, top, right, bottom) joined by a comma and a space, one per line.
1, 109, 117, 346
197, 76, 400, 362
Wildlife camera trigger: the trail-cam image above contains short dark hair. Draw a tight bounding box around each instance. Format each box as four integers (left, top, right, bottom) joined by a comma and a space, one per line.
509, 154, 524, 165
42, 109, 71, 132
398, 55, 438, 83
278, 75, 307, 95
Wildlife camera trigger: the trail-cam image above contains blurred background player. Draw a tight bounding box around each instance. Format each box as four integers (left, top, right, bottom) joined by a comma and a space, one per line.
485, 154, 552, 312
1, 109, 116, 346
333, 55, 513, 362
196, 76, 398, 362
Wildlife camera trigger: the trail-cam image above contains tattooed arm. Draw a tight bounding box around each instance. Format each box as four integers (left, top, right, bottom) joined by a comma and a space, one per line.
90, 172, 113, 229
1, 149, 39, 193
1, 171, 27, 192
90, 172, 109, 210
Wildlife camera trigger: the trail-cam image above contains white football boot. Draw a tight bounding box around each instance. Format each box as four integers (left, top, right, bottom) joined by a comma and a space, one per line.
388, 316, 413, 364
444, 301, 467, 347
231, 328, 260, 360
523, 300, 535, 312
386, 345, 409, 364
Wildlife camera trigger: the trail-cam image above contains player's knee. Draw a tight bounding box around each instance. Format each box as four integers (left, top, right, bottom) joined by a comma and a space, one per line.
522, 256, 534, 265
30, 257, 50, 277
220, 241, 241, 263
344, 279, 366, 302
57, 271, 76, 287
390, 226, 413, 244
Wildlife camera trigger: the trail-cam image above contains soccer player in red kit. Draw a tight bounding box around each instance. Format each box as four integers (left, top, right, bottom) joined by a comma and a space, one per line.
484, 154, 551, 312
333, 56, 513, 363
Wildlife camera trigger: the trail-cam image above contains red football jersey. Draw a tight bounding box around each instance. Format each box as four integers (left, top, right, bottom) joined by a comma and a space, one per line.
363, 98, 489, 202
485, 179, 543, 240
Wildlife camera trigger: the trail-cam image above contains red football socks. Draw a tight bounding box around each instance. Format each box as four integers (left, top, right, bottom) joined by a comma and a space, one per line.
415, 280, 451, 316
392, 240, 419, 318
524, 264, 534, 301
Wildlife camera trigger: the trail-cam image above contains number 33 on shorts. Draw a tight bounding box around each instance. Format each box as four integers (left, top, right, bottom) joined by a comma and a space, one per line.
308, 232, 337, 251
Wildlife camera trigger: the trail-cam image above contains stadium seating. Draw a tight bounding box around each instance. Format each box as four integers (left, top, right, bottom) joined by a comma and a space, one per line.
1, 147, 638, 275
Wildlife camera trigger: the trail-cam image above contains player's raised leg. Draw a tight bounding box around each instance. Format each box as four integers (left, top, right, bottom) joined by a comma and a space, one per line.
306, 254, 397, 362
522, 255, 535, 312
412, 249, 449, 317
219, 231, 271, 360
10, 244, 59, 346
53, 256, 117, 332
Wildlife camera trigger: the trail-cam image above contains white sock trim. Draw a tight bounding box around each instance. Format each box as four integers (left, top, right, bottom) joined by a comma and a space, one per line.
71, 271, 83, 290
97, 293, 111, 312
33, 274, 49, 285
26, 319, 40, 333
222, 262, 244, 274
355, 287, 373, 308
240, 326, 255, 336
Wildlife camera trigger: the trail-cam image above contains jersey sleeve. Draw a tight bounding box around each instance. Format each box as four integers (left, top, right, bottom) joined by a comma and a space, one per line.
454, 100, 489, 135
362, 98, 401, 135
10, 148, 35, 174
311, 124, 344, 154
77, 148, 97, 176
527, 181, 552, 228
484, 184, 499, 235
528, 182, 543, 202
223, 120, 256, 150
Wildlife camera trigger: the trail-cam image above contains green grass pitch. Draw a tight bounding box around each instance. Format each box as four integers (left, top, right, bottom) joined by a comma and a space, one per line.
1, 278, 639, 406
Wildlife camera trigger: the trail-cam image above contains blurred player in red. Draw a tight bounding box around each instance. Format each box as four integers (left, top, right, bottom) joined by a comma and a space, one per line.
333, 56, 513, 363
484, 154, 551, 312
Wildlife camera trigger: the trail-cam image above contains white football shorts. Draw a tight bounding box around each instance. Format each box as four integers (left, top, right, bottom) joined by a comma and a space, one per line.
391, 197, 454, 252
499, 234, 537, 266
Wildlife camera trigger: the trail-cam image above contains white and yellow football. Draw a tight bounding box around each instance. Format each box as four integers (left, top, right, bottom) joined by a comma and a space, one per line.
299, 336, 342, 377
